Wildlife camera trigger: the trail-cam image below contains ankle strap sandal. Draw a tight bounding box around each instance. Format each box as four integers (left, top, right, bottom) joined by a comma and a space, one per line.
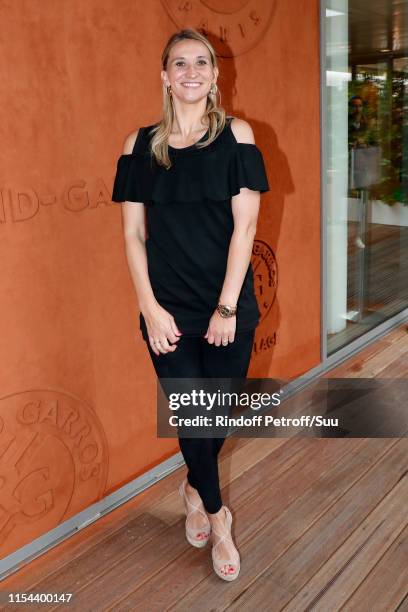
211, 506, 241, 581
179, 478, 211, 548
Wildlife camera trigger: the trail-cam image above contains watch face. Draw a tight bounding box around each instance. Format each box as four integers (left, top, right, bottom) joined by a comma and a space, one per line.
161, 0, 275, 57
218, 305, 233, 317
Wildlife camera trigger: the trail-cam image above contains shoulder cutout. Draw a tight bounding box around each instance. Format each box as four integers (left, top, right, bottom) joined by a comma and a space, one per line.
122, 129, 140, 155
230, 118, 255, 145
111, 119, 270, 205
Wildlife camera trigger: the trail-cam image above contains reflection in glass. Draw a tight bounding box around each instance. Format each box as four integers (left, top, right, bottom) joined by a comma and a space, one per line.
325, 0, 408, 354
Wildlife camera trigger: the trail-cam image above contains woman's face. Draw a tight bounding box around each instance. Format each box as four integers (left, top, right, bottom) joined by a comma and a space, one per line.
162, 39, 218, 104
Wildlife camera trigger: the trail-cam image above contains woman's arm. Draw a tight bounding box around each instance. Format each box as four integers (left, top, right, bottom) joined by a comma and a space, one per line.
204, 118, 260, 346
120, 131, 182, 355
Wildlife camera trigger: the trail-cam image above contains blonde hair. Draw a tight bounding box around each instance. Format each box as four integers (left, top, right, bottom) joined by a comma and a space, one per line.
149, 29, 226, 169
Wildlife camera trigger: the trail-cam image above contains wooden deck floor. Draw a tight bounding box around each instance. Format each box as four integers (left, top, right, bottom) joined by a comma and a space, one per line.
2, 325, 408, 612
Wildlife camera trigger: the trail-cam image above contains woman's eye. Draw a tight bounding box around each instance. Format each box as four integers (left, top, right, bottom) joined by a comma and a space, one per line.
175, 60, 208, 67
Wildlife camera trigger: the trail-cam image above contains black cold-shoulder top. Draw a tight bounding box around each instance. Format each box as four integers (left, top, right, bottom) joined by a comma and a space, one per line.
111, 116, 270, 342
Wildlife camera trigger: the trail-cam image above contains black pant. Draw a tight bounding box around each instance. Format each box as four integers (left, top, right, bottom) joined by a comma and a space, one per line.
144, 329, 255, 513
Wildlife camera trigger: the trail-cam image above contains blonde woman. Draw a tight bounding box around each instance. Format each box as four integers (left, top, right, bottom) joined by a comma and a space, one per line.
112, 28, 269, 581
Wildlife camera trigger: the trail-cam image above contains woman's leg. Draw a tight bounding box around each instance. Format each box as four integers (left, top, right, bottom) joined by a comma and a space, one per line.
144, 329, 256, 566
182, 329, 255, 514
144, 336, 205, 490
200, 328, 255, 577
201, 328, 255, 457
144, 336, 222, 526
145, 334, 251, 514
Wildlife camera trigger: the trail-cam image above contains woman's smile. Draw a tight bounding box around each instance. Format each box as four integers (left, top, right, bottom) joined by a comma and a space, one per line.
181, 82, 202, 88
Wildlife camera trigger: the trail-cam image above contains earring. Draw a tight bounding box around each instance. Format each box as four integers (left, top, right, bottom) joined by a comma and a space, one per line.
210, 83, 218, 95
167, 85, 172, 97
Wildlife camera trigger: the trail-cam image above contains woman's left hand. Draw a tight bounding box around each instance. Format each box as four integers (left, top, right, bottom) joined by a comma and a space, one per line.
204, 310, 236, 346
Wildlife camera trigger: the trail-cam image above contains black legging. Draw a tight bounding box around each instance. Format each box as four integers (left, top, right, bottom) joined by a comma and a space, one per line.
144, 329, 255, 513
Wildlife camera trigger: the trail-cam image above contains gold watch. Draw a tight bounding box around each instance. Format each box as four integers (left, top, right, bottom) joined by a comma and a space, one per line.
216, 304, 237, 318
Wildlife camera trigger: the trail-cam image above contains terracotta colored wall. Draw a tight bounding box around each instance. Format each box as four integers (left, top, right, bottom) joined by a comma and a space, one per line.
0, 0, 320, 557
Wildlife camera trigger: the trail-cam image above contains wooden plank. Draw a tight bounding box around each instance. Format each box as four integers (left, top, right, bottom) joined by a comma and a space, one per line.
333, 524, 408, 612
102, 441, 386, 611
170, 440, 403, 611
328, 339, 399, 378
281, 470, 408, 610
0, 437, 289, 602
336, 334, 408, 379
379, 354, 408, 378
327, 325, 408, 378
30, 441, 366, 611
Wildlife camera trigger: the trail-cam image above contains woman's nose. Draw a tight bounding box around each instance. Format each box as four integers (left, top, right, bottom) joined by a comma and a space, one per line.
185, 66, 198, 78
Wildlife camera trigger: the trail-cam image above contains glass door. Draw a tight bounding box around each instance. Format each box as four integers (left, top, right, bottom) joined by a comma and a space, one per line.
324, 0, 408, 355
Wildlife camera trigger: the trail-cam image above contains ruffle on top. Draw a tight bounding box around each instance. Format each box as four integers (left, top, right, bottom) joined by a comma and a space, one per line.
111, 141, 270, 206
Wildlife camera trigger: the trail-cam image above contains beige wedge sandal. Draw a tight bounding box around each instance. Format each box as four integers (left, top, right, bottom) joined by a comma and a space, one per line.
211, 506, 241, 581
178, 478, 211, 548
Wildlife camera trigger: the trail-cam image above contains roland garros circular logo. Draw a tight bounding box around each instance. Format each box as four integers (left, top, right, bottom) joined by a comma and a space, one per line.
0, 389, 109, 552
251, 239, 277, 321
161, 0, 275, 56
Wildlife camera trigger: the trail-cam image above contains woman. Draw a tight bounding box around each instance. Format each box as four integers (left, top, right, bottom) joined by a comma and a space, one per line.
112, 28, 269, 581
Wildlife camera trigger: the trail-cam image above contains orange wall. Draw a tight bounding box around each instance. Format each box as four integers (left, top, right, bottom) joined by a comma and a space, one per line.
0, 0, 320, 557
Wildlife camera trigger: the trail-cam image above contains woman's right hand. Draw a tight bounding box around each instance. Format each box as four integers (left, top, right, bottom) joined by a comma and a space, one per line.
143, 302, 182, 355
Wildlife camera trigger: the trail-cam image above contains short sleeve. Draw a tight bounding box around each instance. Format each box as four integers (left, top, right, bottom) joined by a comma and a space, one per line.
228, 143, 270, 196
111, 153, 155, 204
111, 140, 270, 206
